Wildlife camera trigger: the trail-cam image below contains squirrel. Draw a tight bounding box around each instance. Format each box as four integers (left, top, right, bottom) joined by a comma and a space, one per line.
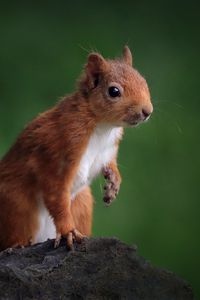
0, 46, 153, 250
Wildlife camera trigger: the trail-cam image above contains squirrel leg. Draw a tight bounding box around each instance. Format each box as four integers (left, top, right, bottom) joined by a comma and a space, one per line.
42, 182, 85, 250
103, 160, 121, 205
55, 186, 94, 248
71, 186, 93, 236
53, 210, 86, 250
0, 192, 38, 250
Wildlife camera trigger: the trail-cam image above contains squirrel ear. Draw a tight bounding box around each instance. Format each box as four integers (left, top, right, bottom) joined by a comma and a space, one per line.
86, 53, 109, 76
123, 45, 133, 66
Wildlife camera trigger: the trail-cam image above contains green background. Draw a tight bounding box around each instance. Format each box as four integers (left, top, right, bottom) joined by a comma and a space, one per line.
0, 0, 199, 297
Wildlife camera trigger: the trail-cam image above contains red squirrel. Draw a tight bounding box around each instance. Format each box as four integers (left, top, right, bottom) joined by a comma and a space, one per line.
0, 46, 153, 250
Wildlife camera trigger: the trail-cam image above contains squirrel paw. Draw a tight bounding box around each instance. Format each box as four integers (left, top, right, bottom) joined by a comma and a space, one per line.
103, 167, 120, 205
54, 229, 86, 250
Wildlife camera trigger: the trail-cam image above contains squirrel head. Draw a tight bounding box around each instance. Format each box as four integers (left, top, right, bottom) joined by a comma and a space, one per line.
79, 46, 153, 127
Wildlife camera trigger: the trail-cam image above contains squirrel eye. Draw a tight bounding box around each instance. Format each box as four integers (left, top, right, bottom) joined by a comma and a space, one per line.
108, 86, 121, 98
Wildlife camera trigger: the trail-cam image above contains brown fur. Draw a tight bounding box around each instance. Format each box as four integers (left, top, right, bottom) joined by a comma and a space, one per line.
71, 187, 93, 236
0, 46, 153, 250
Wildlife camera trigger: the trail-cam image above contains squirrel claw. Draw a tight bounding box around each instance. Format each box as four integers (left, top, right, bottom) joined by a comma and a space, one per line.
72, 229, 85, 243
67, 232, 73, 250
103, 195, 112, 206
54, 233, 62, 248
54, 229, 86, 250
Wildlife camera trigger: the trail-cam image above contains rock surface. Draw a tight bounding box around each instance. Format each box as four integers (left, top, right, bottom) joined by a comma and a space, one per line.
0, 237, 194, 300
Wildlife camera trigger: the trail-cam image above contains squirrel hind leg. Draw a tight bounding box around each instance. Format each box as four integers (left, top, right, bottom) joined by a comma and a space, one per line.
71, 186, 94, 236
0, 194, 39, 251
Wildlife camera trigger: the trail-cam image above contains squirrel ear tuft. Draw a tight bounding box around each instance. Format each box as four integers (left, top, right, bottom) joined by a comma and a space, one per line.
123, 45, 133, 66
86, 53, 109, 75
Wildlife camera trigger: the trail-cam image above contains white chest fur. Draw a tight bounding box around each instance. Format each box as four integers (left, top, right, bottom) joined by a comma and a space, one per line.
71, 124, 122, 198
34, 195, 56, 244
34, 124, 122, 244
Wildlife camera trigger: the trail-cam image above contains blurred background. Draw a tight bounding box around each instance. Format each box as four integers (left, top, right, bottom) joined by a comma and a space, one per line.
0, 0, 199, 297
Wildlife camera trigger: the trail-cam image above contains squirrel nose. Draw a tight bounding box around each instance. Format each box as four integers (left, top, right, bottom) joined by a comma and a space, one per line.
141, 107, 153, 120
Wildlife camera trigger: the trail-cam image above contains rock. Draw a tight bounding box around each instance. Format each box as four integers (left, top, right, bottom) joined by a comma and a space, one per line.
0, 237, 194, 300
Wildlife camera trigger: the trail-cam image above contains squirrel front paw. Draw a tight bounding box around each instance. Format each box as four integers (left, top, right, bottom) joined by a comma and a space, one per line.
54, 215, 86, 250
103, 166, 121, 205
54, 229, 86, 250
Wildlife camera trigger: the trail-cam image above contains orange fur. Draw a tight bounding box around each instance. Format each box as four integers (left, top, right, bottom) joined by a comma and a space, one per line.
71, 187, 93, 236
0, 46, 153, 250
